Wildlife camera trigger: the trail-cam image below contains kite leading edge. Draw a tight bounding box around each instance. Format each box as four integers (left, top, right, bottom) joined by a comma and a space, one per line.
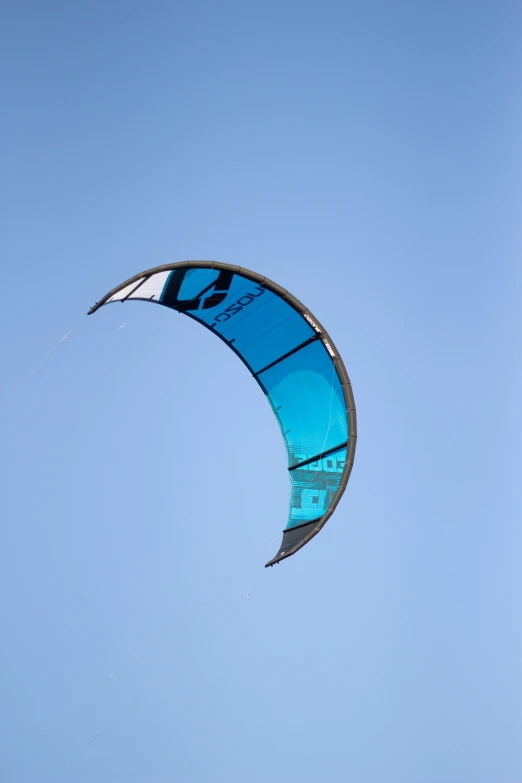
88, 261, 356, 566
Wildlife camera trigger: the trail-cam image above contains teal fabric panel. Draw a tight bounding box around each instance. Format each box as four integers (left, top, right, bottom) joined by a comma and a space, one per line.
287, 446, 347, 528
260, 340, 348, 467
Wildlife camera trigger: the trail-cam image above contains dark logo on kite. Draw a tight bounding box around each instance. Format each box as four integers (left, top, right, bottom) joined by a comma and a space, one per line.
161, 268, 265, 322
161, 268, 234, 312
213, 286, 265, 323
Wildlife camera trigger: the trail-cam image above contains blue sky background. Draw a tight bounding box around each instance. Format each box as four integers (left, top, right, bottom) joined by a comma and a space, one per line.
0, 2, 520, 781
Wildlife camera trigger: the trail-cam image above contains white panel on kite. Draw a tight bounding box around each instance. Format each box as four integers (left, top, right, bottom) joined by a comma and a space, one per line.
128, 271, 170, 301
108, 279, 147, 303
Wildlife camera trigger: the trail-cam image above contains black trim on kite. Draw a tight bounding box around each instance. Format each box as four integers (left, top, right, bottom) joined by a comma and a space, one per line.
264, 520, 323, 568
87, 260, 357, 568
253, 335, 320, 377
279, 516, 322, 532
288, 441, 348, 471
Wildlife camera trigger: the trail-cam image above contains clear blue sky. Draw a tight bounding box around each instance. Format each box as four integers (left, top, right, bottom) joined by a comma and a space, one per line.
1, 2, 520, 781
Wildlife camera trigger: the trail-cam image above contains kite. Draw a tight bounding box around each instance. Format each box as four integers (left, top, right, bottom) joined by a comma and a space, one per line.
88, 262, 357, 566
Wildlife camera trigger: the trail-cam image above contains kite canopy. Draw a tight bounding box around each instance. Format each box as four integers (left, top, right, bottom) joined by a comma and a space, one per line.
89, 261, 356, 566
